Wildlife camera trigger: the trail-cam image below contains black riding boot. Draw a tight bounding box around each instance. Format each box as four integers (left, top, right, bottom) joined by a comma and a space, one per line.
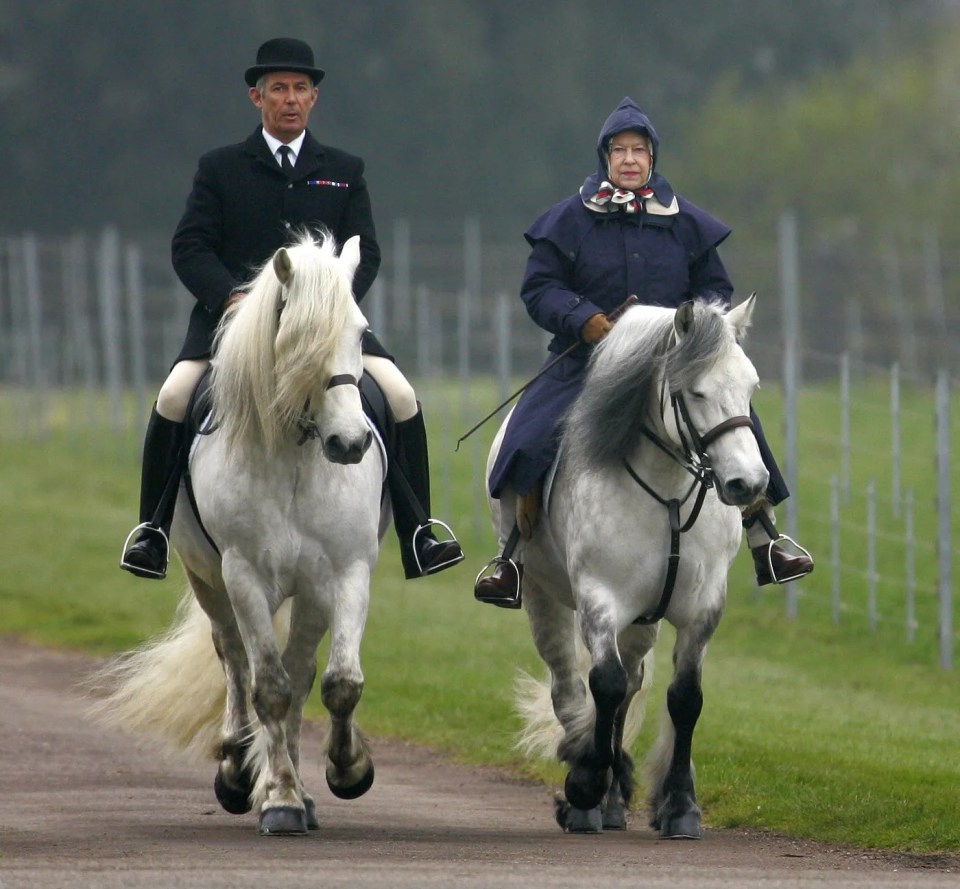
120, 406, 186, 580
388, 408, 464, 579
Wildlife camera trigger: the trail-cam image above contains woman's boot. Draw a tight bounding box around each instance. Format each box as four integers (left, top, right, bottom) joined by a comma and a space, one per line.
742, 501, 814, 586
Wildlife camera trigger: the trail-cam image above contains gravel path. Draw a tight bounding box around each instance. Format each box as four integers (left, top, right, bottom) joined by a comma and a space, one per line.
1, 638, 957, 889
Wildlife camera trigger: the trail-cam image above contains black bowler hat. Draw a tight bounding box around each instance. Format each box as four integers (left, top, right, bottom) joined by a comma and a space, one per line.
244, 37, 325, 87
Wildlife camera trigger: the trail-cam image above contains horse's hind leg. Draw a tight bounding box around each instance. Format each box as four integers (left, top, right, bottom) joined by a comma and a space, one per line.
185, 568, 256, 816
320, 565, 374, 800
647, 612, 721, 840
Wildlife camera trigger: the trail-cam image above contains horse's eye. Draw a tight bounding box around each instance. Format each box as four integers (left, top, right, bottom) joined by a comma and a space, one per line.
689, 390, 706, 401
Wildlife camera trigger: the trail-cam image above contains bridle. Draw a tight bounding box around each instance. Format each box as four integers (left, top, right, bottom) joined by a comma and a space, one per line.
296, 373, 360, 445
624, 378, 753, 625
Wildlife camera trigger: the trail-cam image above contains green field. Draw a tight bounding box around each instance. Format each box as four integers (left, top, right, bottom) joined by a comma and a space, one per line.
1, 379, 958, 854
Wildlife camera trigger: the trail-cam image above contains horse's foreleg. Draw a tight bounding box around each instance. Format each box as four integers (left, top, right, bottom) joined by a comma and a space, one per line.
222, 559, 305, 836
281, 596, 328, 830
647, 615, 719, 840
600, 627, 657, 830
186, 568, 255, 816
320, 566, 373, 801
560, 597, 626, 816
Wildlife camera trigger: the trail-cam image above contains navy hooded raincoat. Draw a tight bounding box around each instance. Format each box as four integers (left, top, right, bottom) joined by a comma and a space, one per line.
488, 97, 787, 503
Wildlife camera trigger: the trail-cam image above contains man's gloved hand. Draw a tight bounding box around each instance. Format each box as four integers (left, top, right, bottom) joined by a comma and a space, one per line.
222, 289, 246, 313
581, 312, 613, 343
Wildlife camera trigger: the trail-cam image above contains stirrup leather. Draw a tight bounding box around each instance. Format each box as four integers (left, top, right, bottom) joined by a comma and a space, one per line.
119, 522, 170, 579
411, 519, 464, 576
473, 556, 522, 608
759, 534, 814, 584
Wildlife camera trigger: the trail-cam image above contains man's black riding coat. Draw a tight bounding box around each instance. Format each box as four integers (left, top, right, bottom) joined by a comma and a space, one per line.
171, 126, 383, 361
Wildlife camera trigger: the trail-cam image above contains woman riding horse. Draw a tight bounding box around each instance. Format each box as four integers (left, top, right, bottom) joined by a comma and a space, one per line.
475, 96, 813, 608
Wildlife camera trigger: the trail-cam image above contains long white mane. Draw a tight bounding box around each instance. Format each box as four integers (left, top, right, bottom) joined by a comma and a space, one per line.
210, 233, 356, 458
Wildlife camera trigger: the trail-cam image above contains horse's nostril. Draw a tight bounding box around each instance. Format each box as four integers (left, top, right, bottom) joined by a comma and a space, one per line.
726, 478, 747, 497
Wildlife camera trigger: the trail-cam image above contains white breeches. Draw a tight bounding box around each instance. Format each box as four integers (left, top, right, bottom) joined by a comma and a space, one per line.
362, 355, 418, 422
154, 355, 419, 424
156, 360, 209, 421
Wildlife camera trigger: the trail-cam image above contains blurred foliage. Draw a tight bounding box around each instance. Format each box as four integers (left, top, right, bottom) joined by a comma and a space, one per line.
0, 0, 955, 240
672, 19, 960, 245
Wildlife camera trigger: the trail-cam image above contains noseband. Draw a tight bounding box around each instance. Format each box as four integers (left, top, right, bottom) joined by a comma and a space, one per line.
296, 373, 361, 445
624, 385, 753, 625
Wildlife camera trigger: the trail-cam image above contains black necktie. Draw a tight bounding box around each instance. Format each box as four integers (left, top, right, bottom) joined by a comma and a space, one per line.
279, 145, 295, 176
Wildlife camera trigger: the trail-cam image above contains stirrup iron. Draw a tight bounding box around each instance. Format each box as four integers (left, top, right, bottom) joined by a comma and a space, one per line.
473, 523, 523, 609
473, 557, 522, 609
760, 533, 813, 584
119, 522, 170, 579
411, 519, 464, 576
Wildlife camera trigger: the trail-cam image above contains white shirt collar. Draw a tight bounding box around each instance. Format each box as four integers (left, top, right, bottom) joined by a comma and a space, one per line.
261, 129, 307, 166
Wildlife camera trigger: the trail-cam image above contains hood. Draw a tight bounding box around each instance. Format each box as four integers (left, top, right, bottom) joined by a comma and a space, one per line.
581, 96, 673, 207
596, 96, 660, 174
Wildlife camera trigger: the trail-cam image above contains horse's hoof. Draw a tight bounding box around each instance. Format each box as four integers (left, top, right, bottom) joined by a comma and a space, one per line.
214, 769, 253, 815
564, 805, 604, 833
601, 799, 627, 830
259, 805, 308, 836
563, 766, 609, 812
327, 762, 374, 800
304, 796, 320, 830
660, 809, 702, 839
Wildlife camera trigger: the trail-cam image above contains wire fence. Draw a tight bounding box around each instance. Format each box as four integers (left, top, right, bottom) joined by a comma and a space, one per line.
1, 215, 956, 667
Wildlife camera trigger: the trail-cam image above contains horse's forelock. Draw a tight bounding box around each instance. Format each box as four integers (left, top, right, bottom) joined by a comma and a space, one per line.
211, 231, 354, 457
666, 301, 731, 391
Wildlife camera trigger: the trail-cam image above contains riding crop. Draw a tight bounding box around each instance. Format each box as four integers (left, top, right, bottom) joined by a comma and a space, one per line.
455, 294, 639, 451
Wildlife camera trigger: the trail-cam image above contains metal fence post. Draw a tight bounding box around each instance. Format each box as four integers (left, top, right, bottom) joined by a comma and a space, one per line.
936, 370, 953, 669
831, 474, 841, 625
779, 210, 799, 544
890, 362, 900, 518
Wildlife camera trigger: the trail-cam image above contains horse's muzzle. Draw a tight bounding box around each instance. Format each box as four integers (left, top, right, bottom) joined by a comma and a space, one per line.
716, 473, 769, 507
324, 429, 373, 464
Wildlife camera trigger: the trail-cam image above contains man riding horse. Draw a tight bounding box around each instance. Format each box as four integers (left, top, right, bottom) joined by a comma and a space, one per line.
120, 37, 463, 583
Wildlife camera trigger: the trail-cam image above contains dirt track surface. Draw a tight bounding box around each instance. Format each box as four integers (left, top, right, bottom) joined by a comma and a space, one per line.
1, 638, 958, 889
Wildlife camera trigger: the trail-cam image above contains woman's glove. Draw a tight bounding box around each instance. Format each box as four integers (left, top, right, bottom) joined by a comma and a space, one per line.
581, 312, 613, 343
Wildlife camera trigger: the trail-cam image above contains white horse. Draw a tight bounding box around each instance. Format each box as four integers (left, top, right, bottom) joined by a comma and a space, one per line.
91, 233, 388, 836
488, 296, 768, 837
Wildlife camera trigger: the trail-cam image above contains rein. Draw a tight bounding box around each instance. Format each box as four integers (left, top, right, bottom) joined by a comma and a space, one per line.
296, 373, 360, 445
625, 388, 753, 625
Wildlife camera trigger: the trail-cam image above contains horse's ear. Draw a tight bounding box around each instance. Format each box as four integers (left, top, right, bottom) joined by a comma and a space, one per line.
674, 300, 695, 336
727, 292, 756, 342
339, 236, 361, 283
273, 248, 293, 286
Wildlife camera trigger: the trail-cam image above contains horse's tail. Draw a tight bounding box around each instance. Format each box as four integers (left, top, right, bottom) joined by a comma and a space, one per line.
514, 638, 655, 760
86, 591, 291, 762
